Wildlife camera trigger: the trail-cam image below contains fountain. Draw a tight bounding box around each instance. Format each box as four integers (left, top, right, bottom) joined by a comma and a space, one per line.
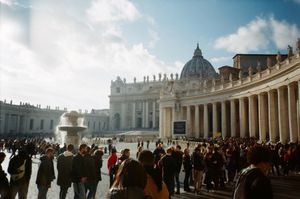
57, 111, 87, 147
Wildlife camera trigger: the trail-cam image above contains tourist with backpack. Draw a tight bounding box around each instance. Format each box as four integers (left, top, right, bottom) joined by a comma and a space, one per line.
233, 145, 273, 199
8, 149, 32, 199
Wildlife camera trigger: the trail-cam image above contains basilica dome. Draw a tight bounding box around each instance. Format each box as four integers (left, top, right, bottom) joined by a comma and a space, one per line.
180, 44, 217, 79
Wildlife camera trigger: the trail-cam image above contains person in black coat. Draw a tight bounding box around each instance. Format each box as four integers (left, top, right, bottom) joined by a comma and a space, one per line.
182, 148, 192, 192
233, 146, 273, 199
0, 152, 10, 199
72, 144, 88, 199
85, 146, 95, 198
8, 149, 32, 199
36, 147, 55, 199
85, 147, 103, 199
57, 144, 74, 199
159, 147, 176, 198
153, 143, 165, 167
173, 145, 183, 194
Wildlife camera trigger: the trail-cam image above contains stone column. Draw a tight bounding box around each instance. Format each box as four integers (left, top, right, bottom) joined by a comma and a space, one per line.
221, 101, 227, 138
195, 105, 200, 138
249, 95, 258, 138
6, 114, 11, 133
278, 87, 289, 143
172, 104, 177, 122
145, 101, 149, 128
258, 93, 267, 142
132, 102, 136, 129
165, 108, 172, 138
121, 103, 127, 129
230, 100, 237, 137
204, 104, 209, 138
187, 106, 191, 137
16, 115, 20, 133
142, 101, 145, 128
288, 84, 298, 143
239, 98, 247, 138
213, 102, 218, 136
159, 106, 164, 138
268, 90, 278, 142
152, 101, 156, 128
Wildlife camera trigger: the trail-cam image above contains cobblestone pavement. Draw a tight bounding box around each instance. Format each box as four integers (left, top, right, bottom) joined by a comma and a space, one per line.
2, 142, 300, 199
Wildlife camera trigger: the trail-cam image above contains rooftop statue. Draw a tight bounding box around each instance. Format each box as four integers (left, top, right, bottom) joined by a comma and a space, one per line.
288, 45, 293, 59
267, 57, 272, 68
297, 38, 300, 55
276, 51, 282, 64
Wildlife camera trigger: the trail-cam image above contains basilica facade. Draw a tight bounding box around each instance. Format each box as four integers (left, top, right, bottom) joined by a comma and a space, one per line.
109, 40, 300, 143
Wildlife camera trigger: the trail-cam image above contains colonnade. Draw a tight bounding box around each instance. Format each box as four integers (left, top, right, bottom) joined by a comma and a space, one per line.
160, 81, 300, 143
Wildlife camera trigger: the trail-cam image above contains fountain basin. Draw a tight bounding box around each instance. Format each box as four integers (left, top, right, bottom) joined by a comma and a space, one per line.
57, 111, 87, 146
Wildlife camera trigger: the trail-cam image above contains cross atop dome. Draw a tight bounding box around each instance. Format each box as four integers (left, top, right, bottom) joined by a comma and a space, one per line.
193, 43, 202, 57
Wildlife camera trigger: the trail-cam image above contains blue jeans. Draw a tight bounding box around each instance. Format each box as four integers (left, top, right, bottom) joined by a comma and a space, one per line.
37, 185, 49, 199
73, 182, 85, 199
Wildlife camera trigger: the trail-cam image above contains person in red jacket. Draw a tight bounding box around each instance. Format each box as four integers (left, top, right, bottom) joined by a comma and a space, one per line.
107, 147, 117, 187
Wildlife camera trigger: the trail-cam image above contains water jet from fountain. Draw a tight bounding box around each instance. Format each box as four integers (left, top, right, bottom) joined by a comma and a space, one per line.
56, 111, 87, 147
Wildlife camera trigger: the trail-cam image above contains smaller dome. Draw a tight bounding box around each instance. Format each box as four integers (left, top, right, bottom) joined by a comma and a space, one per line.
180, 44, 217, 79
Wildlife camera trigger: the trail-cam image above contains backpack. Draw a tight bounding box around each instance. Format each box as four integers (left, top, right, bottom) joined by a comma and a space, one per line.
232, 167, 262, 199
11, 159, 26, 181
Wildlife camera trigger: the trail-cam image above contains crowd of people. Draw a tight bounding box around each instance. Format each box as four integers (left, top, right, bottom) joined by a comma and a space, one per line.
0, 136, 300, 199
0, 138, 104, 199
107, 137, 300, 199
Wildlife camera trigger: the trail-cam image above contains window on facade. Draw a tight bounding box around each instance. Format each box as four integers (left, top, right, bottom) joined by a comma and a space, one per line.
116, 87, 120, 93
88, 121, 90, 128
99, 122, 101, 130
50, 120, 54, 130
93, 122, 96, 130
40, 120, 44, 130
30, 119, 34, 130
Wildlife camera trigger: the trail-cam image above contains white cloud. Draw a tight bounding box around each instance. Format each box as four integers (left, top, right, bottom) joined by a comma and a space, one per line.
0, 0, 179, 110
214, 17, 269, 53
0, 0, 13, 6
147, 29, 159, 48
209, 56, 232, 64
214, 17, 300, 53
86, 0, 140, 24
145, 15, 156, 26
294, 0, 300, 5
270, 18, 300, 49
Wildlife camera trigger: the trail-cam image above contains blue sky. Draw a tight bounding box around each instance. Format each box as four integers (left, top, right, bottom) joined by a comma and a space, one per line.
1, 0, 300, 110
